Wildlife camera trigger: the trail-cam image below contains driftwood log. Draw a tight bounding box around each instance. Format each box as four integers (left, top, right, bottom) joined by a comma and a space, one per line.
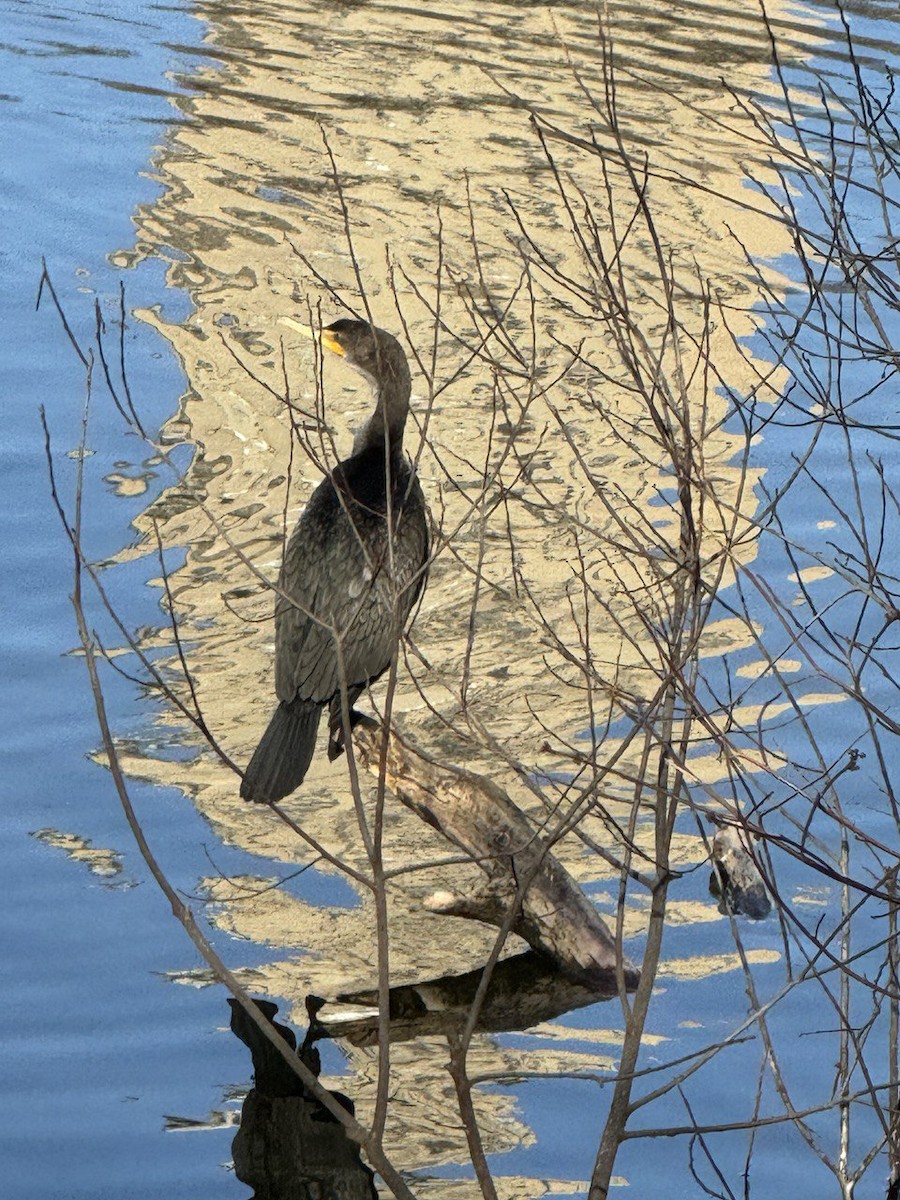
351, 719, 638, 988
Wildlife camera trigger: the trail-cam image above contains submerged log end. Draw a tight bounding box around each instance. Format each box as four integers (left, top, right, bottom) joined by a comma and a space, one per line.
710, 825, 771, 921
424, 885, 514, 926
424, 885, 638, 990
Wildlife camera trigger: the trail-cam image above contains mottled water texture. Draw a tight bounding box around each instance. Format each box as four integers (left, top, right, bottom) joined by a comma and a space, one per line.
12, 0, 900, 1196
119, 0, 822, 1191
0, 4, 256, 1198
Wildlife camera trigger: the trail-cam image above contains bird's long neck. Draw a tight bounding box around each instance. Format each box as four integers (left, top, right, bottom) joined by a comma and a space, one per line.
352, 356, 412, 458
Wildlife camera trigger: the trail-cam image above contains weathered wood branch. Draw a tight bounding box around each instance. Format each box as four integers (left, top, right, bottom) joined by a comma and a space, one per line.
352, 719, 638, 987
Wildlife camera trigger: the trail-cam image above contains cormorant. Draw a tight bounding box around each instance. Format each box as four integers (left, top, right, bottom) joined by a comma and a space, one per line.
240, 317, 429, 804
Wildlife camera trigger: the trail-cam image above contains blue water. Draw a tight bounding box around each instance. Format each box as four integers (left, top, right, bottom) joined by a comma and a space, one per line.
482, 5, 900, 1197
0, 4, 253, 1196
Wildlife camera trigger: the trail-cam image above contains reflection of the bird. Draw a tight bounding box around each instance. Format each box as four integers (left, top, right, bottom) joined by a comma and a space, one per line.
227, 954, 628, 1197
318, 949, 636, 1046
228, 996, 377, 1200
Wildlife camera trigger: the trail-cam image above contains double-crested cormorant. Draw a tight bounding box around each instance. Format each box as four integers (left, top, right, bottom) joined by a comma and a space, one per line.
240, 318, 429, 804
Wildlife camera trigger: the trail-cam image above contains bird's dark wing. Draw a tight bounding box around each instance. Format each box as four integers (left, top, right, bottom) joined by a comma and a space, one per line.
274, 471, 427, 705
274, 476, 365, 703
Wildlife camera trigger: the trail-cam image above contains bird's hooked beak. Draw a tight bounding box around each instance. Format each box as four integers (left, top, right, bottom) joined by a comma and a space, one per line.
279, 316, 345, 357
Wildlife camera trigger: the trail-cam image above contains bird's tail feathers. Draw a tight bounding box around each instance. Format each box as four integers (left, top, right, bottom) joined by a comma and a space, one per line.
240, 699, 321, 803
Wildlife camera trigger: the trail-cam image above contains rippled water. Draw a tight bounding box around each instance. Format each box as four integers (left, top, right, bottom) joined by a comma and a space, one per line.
0, 4, 250, 1197
7, 0, 900, 1197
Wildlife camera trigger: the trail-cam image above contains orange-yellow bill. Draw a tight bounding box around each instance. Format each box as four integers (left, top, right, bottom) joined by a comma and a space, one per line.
279, 316, 345, 357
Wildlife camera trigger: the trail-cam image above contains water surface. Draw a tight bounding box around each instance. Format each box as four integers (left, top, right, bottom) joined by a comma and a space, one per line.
0, 4, 252, 1196
8, 0, 900, 1197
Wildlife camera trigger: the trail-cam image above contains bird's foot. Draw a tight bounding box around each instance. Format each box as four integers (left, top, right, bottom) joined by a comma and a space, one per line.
327, 707, 365, 761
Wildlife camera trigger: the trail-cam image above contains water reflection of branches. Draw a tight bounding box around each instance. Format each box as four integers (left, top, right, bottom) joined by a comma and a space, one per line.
457, 6, 900, 1197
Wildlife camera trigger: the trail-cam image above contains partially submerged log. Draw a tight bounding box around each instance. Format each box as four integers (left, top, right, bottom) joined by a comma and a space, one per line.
318, 949, 638, 1047
351, 719, 638, 988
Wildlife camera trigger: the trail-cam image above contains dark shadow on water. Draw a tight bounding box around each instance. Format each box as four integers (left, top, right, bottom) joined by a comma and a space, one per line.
322, 949, 636, 1046
228, 997, 377, 1200
228, 952, 629, 1194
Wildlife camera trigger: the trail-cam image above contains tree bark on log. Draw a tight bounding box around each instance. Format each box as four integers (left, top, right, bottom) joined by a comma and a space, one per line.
351, 719, 638, 988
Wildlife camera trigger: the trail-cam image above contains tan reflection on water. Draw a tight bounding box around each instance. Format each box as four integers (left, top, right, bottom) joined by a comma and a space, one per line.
113, 0, 831, 1186
31, 828, 125, 881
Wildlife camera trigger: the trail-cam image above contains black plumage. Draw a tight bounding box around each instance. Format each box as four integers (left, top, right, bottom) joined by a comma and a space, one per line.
241, 318, 429, 804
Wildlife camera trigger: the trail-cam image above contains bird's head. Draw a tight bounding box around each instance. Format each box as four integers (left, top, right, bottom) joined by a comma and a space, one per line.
281, 316, 407, 390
